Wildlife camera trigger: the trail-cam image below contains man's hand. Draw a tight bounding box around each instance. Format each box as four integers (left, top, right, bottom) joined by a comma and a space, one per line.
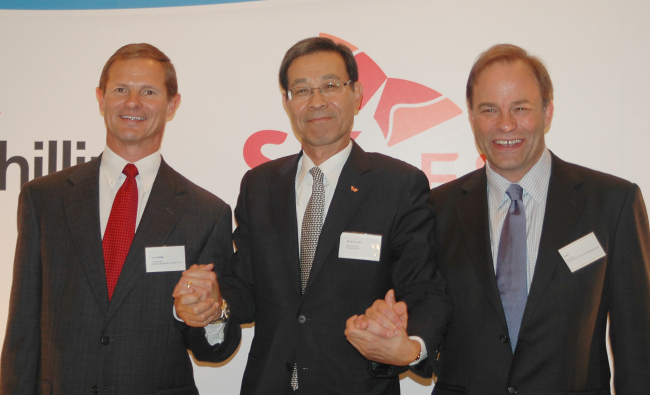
345, 289, 419, 365
173, 263, 222, 327
354, 289, 408, 338
345, 315, 420, 366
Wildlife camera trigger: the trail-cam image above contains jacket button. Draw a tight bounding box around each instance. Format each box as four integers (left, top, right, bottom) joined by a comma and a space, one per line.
507, 386, 517, 394
101, 336, 110, 345
286, 362, 293, 371
91, 385, 98, 394
500, 334, 509, 343
297, 314, 307, 324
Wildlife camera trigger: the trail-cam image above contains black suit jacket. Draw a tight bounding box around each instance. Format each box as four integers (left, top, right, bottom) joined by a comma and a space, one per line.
1, 156, 239, 395
428, 153, 650, 395
217, 141, 451, 395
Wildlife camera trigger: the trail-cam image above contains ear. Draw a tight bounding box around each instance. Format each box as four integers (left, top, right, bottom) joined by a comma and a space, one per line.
353, 81, 364, 113
467, 100, 475, 124
166, 93, 181, 119
282, 90, 289, 111
96, 87, 105, 115
543, 100, 554, 131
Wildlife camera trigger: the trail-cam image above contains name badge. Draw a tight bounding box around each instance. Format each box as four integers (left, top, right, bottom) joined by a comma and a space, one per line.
558, 232, 606, 272
338, 232, 382, 262
145, 246, 186, 273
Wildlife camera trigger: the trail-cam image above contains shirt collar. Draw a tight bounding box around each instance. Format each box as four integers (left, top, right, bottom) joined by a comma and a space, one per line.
100, 146, 161, 193
487, 148, 552, 209
296, 140, 353, 190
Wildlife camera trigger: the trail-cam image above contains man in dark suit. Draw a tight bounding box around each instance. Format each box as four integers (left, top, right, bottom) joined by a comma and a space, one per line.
348, 44, 650, 394
1, 43, 237, 395
173, 37, 450, 394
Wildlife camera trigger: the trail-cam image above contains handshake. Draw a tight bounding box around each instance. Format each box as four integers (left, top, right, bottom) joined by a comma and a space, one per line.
173, 263, 226, 327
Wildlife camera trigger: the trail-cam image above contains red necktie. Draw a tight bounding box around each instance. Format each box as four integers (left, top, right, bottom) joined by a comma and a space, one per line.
103, 163, 139, 300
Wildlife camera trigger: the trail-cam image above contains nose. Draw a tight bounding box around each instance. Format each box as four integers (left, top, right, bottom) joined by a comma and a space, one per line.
498, 112, 516, 132
125, 91, 142, 109
307, 90, 328, 110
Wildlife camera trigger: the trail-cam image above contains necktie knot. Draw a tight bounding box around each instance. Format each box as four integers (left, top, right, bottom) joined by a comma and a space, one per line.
506, 184, 523, 202
122, 163, 139, 179
310, 166, 323, 184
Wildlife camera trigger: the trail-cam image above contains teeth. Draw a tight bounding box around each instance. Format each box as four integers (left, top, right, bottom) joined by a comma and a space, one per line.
121, 116, 146, 121
495, 139, 522, 146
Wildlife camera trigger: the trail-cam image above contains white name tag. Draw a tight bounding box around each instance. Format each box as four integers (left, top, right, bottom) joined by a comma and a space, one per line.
558, 232, 606, 272
338, 232, 382, 262
145, 246, 186, 273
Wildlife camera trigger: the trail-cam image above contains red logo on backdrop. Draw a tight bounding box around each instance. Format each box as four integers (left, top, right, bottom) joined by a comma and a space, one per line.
243, 34, 468, 184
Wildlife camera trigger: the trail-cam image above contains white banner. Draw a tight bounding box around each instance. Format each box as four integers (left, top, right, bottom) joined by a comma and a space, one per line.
1, 0, 649, 393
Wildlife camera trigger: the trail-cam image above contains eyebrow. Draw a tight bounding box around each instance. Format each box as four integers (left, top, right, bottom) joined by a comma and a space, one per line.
290, 74, 343, 88
477, 99, 532, 109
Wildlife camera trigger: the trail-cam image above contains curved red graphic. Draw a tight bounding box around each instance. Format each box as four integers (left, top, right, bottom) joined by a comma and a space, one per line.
243, 130, 287, 169
324, 34, 462, 147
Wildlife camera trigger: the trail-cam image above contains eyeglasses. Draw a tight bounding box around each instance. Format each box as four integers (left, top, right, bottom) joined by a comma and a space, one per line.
285, 80, 352, 102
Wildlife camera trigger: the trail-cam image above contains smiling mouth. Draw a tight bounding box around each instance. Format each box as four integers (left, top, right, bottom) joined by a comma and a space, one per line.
121, 115, 146, 121
494, 139, 522, 147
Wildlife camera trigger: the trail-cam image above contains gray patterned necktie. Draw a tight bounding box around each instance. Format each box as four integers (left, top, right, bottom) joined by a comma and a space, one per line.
496, 184, 528, 353
299, 166, 325, 294
292, 166, 325, 391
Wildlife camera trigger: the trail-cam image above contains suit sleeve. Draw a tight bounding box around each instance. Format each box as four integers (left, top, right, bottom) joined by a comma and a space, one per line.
219, 171, 257, 327
609, 184, 650, 394
1, 184, 42, 395
176, 202, 242, 363
374, 169, 452, 378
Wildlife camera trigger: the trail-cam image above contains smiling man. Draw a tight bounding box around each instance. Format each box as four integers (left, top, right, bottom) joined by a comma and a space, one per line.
351, 44, 650, 394
173, 37, 450, 394
1, 43, 236, 395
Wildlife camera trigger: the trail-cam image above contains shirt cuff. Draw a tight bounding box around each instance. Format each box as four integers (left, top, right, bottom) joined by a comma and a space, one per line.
408, 336, 428, 365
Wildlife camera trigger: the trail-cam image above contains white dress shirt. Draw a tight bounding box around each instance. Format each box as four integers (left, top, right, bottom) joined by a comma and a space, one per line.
295, 141, 353, 239
99, 146, 161, 237
486, 148, 552, 290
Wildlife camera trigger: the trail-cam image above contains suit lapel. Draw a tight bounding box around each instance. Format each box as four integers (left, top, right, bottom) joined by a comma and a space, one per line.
521, 154, 585, 326
105, 159, 187, 322
270, 155, 302, 297
303, 142, 372, 296
63, 157, 109, 314
455, 169, 508, 327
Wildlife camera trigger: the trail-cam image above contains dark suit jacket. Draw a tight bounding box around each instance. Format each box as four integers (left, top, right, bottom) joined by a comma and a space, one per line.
1, 156, 239, 395
217, 141, 451, 395
427, 153, 650, 395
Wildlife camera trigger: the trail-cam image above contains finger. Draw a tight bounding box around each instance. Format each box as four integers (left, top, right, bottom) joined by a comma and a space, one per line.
384, 289, 396, 307
364, 316, 399, 338
197, 263, 215, 271
393, 301, 409, 329
181, 269, 217, 282
354, 314, 370, 330
177, 298, 217, 321
176, 290, 202, 305
366, 301, 402, 329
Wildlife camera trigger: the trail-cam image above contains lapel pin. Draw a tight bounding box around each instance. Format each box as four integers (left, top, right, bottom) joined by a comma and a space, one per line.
351, 186, 358, 193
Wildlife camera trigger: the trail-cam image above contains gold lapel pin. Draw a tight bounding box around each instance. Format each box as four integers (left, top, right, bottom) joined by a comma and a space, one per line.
351, 186, 358, 192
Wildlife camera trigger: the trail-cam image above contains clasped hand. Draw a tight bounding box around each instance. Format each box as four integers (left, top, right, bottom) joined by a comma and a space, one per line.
172, 263, 222, 327
345, 289, 421, 366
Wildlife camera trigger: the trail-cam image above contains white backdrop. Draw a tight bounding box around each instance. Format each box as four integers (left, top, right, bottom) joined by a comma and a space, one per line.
1, 0, 649, 393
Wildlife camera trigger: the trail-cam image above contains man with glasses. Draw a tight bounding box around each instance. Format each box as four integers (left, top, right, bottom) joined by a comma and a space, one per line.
173, 37, 450, 394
